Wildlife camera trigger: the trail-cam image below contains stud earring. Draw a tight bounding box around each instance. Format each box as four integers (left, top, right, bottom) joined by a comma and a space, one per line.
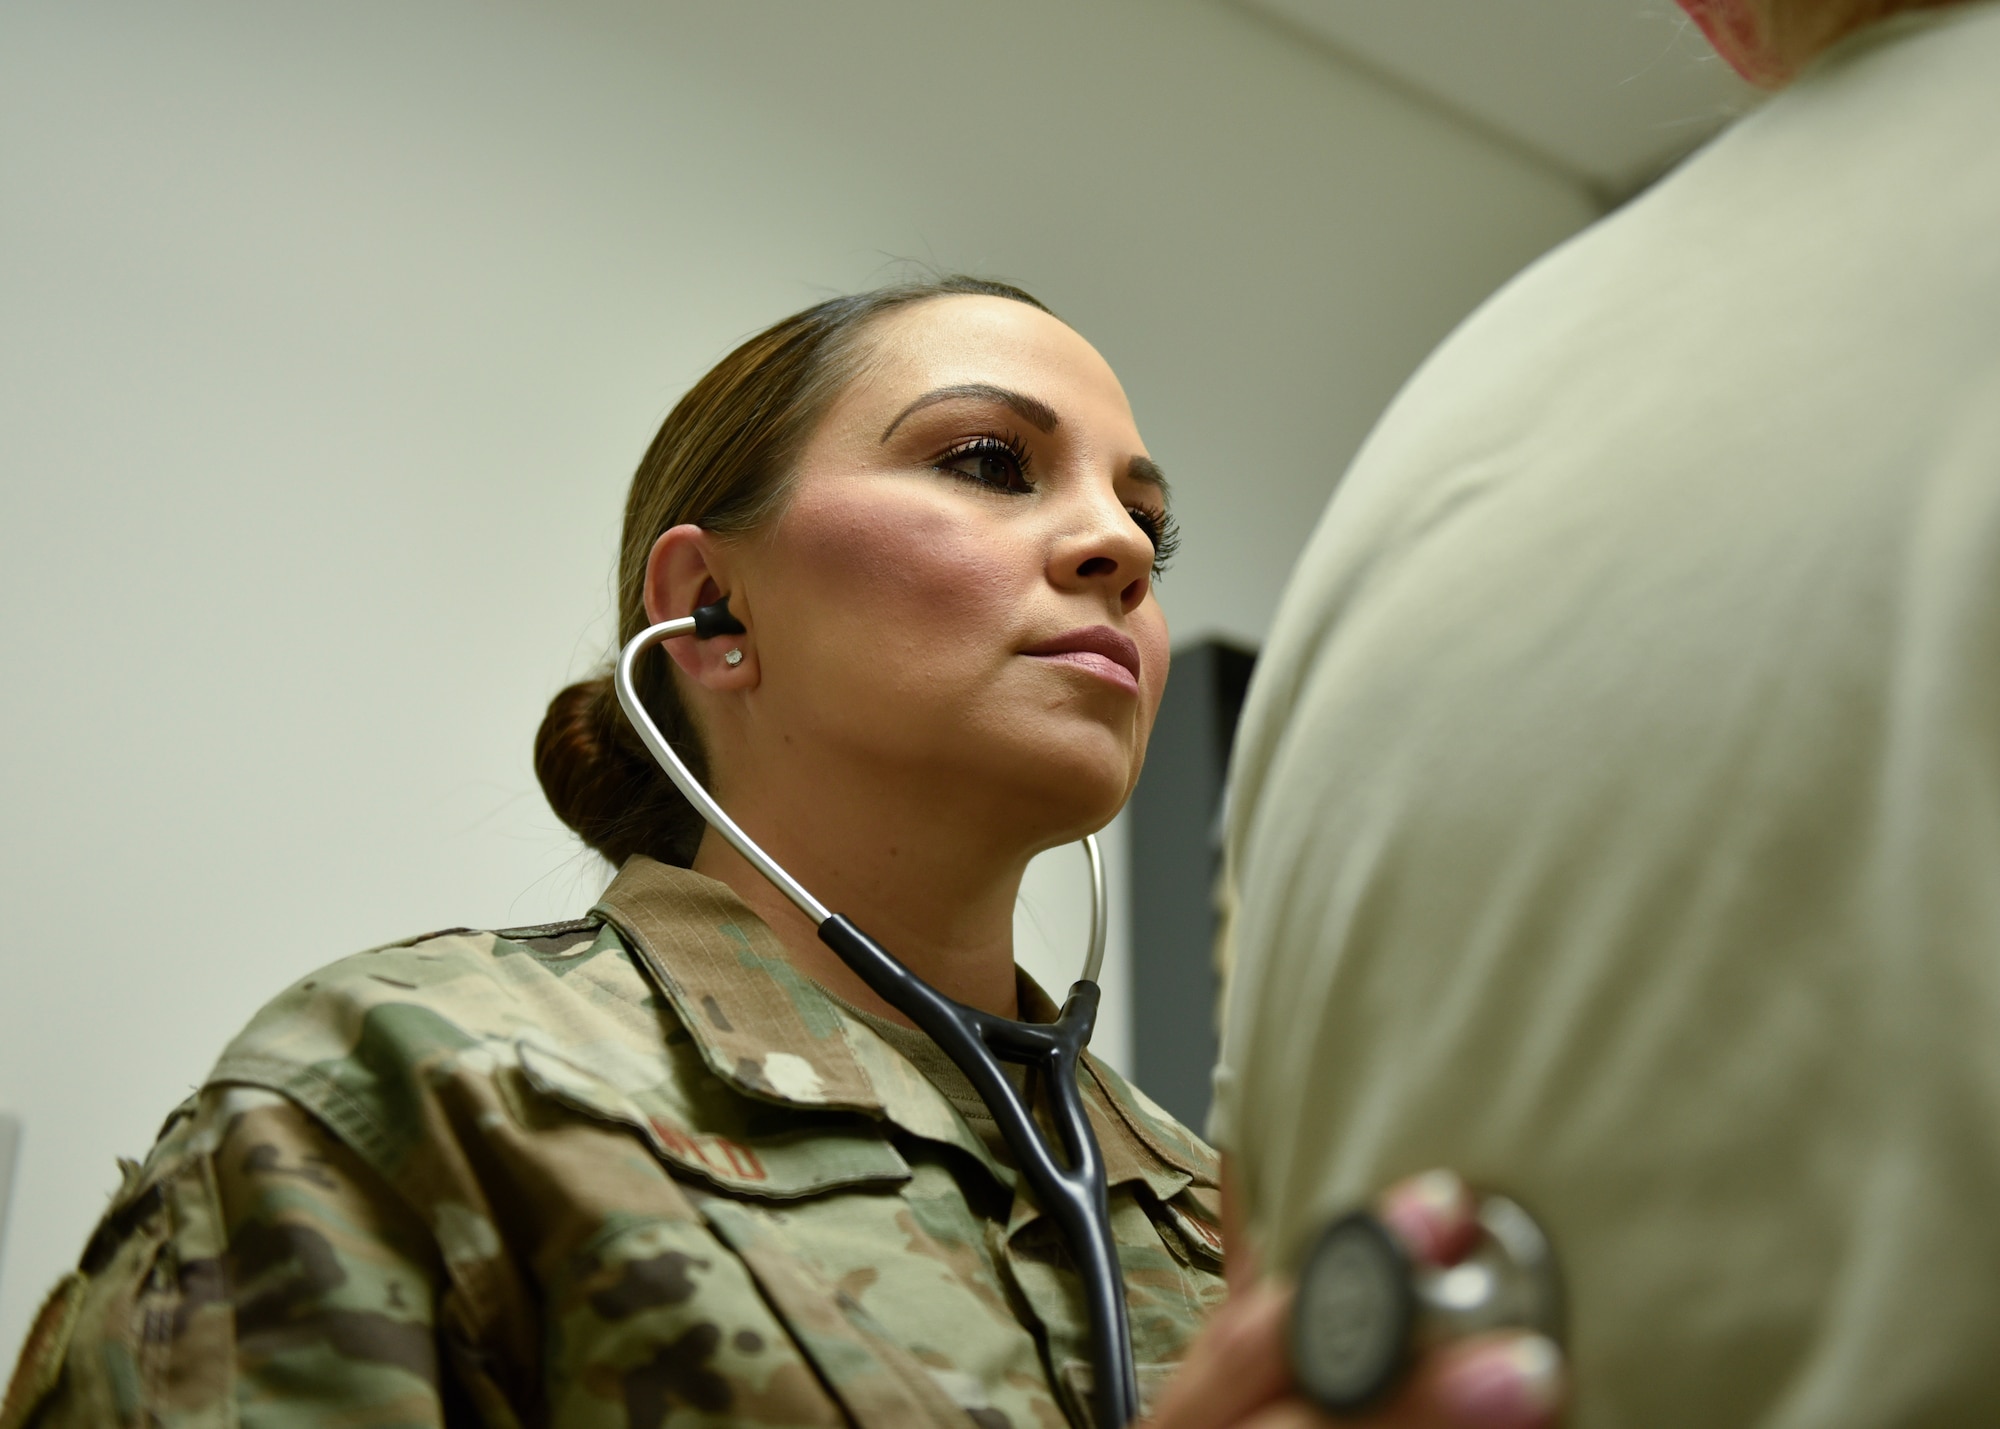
724, 648, 744, 667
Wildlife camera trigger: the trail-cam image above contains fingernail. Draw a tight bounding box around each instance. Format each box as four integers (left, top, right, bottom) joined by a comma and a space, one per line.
1406, 1169, 1470, 1218
1436, 1335, 1565, 1428
1382, 1170, 1473, 1261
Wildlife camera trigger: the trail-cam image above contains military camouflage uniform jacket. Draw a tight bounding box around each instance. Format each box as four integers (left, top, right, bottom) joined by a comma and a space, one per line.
3, 857, 1225, 1429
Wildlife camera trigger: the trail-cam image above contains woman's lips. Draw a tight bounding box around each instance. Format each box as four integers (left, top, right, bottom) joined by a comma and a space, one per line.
1021, 627, 1142, 694
1028, 650, 1140, 693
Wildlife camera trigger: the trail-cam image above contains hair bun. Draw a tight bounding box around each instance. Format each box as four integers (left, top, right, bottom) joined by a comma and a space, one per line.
535, 673, 704, 868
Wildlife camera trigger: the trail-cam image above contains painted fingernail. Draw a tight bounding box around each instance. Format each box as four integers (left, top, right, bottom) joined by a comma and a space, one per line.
1436, 1335, 1565, 1428
1382, 1169, 1473, 1261
1406, 1169, 1470, 1218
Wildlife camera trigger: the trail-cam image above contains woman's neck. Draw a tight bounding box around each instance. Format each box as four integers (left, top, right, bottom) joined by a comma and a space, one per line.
688, 784, 1034, 1028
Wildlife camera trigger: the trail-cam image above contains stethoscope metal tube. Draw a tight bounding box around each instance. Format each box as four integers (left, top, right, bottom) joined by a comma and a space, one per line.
616, 608, 1135, 1428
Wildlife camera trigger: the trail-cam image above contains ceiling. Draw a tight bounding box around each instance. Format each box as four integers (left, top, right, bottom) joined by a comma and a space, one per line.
1232, 0, 1760, 202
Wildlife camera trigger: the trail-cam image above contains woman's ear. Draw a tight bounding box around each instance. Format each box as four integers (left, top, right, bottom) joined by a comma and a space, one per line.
643, 525, 757, 690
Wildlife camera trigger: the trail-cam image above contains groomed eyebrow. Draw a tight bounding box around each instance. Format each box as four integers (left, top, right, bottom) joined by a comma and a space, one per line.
1127, 455, 1170, 501
879, 383, 1060, 443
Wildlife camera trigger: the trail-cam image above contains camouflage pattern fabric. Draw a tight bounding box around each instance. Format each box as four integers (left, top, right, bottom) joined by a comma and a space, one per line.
2, 858, 1225, 1428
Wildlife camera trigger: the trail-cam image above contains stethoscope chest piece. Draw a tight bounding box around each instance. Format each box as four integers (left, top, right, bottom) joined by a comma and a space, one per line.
1289, 1193, 1562, 1415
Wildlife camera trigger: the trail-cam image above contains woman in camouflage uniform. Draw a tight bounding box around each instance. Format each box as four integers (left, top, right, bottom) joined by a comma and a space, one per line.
3, 277, 1227, 1429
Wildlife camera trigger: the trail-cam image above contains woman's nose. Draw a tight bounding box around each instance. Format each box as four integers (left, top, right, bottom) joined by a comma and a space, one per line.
1049, 487, 1155, 612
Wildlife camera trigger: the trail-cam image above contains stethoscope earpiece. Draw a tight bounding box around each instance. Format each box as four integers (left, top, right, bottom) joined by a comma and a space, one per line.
691, 594, 747, 638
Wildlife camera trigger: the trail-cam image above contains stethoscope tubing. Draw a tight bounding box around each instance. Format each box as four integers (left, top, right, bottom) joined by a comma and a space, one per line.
615, 614, 833, 924
616, 615, 1137, 1427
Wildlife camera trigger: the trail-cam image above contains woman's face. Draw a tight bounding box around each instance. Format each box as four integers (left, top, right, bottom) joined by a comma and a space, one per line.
727, 295, 1172, 849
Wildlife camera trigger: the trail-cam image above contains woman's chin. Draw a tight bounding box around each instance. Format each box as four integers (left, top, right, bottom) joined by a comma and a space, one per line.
1005, 764, 1133, 846
869, 716, 1141, 842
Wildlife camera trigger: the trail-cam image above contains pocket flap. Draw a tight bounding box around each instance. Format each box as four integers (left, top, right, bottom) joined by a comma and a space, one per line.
1154, 1187, 1226, 1270
516, 1042, 910, 1198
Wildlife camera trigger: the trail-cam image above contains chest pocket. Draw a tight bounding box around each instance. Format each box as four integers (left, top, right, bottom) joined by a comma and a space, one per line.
515, 1041, 910, 1198
518, 1044, 976, 1422
693, 1194, 982, 1427
1056, 1361, 1188, 1429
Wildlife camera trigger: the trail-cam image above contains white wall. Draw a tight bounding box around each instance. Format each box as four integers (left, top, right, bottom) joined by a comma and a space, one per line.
0, 0, 1596, 1359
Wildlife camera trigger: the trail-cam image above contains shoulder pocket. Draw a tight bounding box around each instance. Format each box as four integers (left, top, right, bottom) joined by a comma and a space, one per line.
0, 1273, 86, 1429
6, 1151, 232, 1429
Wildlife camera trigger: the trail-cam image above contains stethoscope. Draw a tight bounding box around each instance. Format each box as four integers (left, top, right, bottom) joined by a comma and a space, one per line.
616, 598, 1140, 1429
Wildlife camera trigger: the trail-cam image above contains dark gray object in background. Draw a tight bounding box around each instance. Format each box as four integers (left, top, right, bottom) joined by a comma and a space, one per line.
1129, 640, 1256, 1132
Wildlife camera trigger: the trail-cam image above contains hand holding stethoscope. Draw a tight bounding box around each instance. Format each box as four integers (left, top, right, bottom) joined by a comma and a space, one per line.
1148, 1171, 1566, 1429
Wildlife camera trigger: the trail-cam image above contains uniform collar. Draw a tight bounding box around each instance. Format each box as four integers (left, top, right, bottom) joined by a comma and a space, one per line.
594, 855, 884, 1113
594, 855, 1216, 1198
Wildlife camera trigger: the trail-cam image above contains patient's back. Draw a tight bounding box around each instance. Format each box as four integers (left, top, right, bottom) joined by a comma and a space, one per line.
1216, 8, 2000, 1424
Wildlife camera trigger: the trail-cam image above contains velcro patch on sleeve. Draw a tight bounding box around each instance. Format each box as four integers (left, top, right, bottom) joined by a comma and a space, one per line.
0, 1271, 87, 1429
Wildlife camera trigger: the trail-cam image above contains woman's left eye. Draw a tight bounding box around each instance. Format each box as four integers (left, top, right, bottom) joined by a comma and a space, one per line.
936, 437, 1033, 494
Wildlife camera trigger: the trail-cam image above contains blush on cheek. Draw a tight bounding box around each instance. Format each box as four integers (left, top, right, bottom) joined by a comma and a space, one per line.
760, 478, 1027, 751
780, 480, 1012, 633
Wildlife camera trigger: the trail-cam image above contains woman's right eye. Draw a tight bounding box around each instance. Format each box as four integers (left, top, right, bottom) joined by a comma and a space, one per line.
936, 436, 1033, 494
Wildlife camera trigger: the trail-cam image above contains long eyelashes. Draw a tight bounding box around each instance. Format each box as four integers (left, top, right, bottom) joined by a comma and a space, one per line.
935, 433, 1034, 493
933, 432, 1180, 576
1131, 508, 1180, 576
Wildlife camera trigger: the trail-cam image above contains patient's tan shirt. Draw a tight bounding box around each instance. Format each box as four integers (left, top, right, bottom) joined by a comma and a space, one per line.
1214, 6, 2000, 1424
